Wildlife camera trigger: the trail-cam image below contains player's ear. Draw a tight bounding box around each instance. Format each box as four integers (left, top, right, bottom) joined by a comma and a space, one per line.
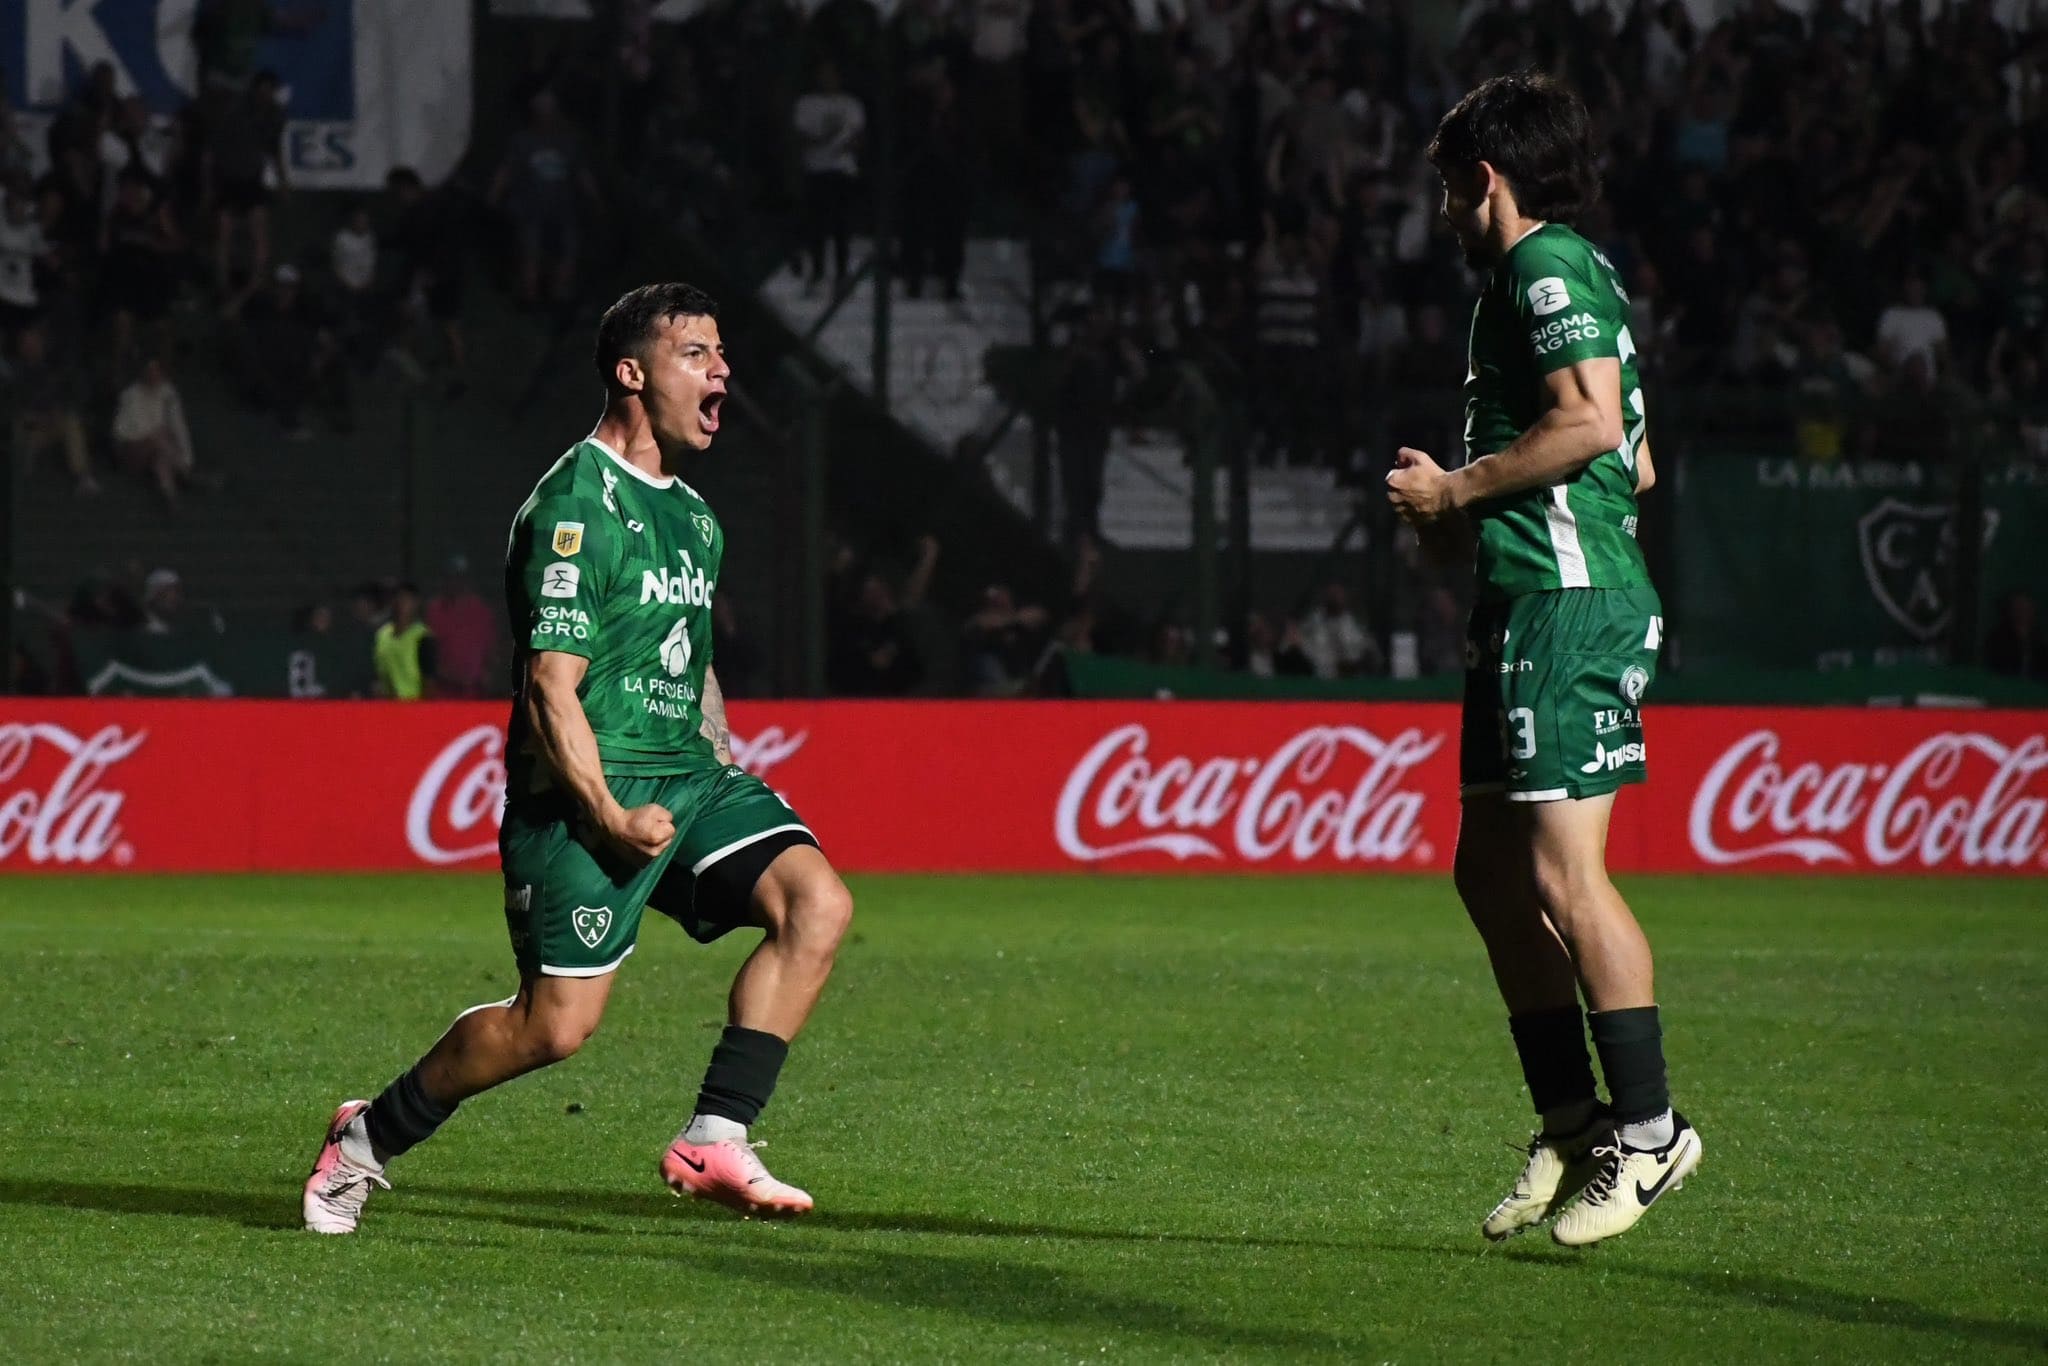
1474, 159, 1501, 203
614, 355, 645, 394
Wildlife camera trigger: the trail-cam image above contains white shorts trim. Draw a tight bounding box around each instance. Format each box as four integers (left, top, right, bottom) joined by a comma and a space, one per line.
539, 945, 635, 978
1505, 787, 1570, 803
691, 823, 814, 876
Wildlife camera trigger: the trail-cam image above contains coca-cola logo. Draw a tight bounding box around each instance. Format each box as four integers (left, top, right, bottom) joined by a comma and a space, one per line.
1689, 729, 2048, 869
0, 723, 148, 866
1055, 723, 1443, 865
405, 723, 811, 865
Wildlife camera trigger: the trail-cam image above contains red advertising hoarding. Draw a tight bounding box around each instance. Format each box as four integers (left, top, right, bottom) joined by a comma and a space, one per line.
1, 700, 2043, 875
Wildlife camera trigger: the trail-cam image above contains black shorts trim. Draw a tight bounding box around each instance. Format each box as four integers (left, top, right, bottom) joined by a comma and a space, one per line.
649, 828, 820, 945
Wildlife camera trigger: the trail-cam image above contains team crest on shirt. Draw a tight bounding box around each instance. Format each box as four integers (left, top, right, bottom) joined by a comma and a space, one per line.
572, 906, 613, 949
691, 511, 715, 547
552, 522, 584, 556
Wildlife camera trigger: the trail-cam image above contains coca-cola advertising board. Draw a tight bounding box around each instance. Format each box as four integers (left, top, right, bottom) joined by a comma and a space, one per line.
1, 701, 2043, 875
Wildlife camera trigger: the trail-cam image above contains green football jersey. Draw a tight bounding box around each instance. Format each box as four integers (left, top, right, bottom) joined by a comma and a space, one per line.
503, 437, 724, 791
1462, 223, 1651, 601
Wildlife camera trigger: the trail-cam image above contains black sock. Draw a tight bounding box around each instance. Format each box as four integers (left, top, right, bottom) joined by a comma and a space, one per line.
1589, 1006, 1669, 1126
1507, 1006, 1599, 1125
692, 1025, 789, 1127
363, 1062, 458, 1161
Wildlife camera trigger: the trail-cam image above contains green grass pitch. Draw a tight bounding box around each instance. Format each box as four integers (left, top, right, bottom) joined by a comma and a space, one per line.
1, 873, 2042, 1362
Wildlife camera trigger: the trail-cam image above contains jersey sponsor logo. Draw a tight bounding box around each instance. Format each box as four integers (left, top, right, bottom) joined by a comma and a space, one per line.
690, 511, 716, 547
0, 722, 147, 867
1687, 730, 2048, 869
640, 549, 716, 608
1581, 740, 1646, 774
1054, 723, 1441, 865
659, 616, 693, 677
541, 563, 581, 599
1529, 313, 1603, 354
1620, 665, 1649, 704
1527, 277, 1572, 315
1593, 707, 1639, 736
1500, 658, 1532, 674
571, 905, 614, 948
552, 522, 584, 556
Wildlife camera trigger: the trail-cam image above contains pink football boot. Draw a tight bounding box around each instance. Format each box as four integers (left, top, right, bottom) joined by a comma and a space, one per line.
302, 1099, 390, 1234
660, 1137, 814, 1218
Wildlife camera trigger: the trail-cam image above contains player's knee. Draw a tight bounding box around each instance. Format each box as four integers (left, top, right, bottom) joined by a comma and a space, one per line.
527, 1010, 600, 1066
1530, 851, 1607, 929
791, 880, 854, 959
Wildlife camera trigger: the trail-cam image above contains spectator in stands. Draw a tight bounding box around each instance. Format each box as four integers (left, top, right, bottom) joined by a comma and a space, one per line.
113, 357, 206, 509
792, 61, 865, 292
1091, 175, 1141, 304
6, 325, 99, 496
373, 583, 437, 700
489, 88, 600, 309
424, 555, 496, 698
964, 582, 1051, 696
238, 263, 347, 439
1056, 303, 1144, 546
0, 174, 53, 344
1875, 272, 1951, 379
828, 572, 923, 696
100, 167, 184, 367
329, 202, 379, 368
1789, 316, 1878, 461
141, 568, 187, 635
900, 72, 974, 304
99, 96, 178, 197
1243, 612, 1314, 679
1984, 589, 2044, 682
1297, 581, 1382, 679
206, 69, 288, 302
383, 167, 468, 394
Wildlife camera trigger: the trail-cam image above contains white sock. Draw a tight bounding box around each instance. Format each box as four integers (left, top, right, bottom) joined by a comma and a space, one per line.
1540, 1099, 1602, 1139
681, 1113, 747, 1146
338, 1114, 384, 1171
1620, 1108, 1675, 1150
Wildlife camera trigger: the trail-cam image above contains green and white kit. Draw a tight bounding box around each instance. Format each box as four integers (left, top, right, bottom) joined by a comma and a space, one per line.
1458, 224, 1663, 801
499, 437, 814, 974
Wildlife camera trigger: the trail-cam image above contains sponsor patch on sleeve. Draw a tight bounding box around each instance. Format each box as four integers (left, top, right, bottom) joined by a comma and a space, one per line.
552, 522, 585, 556
540, 562, 582, 599
1526, 276, 1571, 316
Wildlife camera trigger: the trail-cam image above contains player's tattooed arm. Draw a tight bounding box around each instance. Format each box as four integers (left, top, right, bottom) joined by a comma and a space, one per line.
700, 666, 734, 766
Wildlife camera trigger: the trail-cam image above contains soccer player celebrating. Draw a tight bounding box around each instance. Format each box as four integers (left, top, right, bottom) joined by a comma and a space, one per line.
303, 283, 853, 1232
1386, 75, 1700, 1246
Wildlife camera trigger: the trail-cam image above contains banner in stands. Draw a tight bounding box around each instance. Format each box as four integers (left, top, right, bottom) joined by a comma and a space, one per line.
2, 701, 2042, 877
2, 0, 469, 188
1676, 458, 2048, 671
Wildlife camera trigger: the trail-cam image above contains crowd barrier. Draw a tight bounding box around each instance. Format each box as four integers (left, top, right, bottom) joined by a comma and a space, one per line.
1, 700, 2043, 876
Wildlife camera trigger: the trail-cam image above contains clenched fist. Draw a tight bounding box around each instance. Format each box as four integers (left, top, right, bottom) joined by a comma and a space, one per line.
600, 802, 676, 865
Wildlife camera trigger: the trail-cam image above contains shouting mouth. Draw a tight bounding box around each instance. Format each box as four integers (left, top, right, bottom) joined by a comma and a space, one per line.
699, 390, 724, 434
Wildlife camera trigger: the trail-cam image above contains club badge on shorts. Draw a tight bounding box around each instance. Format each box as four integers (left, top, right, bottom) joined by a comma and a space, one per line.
572, 906, 613, 949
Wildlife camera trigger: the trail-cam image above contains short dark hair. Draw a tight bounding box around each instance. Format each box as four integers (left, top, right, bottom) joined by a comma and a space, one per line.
594, 282, 719, 391
1427, 73, 1599, 225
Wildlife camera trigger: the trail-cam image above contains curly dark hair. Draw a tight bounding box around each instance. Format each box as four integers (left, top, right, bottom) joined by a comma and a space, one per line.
593, 282, 720, 392
1426, 73, 1600, 226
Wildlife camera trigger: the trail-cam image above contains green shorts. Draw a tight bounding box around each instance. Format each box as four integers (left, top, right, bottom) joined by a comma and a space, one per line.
499, 765, 817, 977
1460, 586, 1663, 803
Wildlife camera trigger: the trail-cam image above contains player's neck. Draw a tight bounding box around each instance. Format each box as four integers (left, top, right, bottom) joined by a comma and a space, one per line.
591, 410, 677, 483
1484, 210, 1547, 268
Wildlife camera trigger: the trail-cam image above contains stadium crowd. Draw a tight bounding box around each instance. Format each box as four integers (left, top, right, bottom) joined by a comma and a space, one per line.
8, 0, 2046, 698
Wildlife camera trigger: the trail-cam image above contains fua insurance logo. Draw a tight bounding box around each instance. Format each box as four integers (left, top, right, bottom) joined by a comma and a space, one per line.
1, 0, 470, 189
